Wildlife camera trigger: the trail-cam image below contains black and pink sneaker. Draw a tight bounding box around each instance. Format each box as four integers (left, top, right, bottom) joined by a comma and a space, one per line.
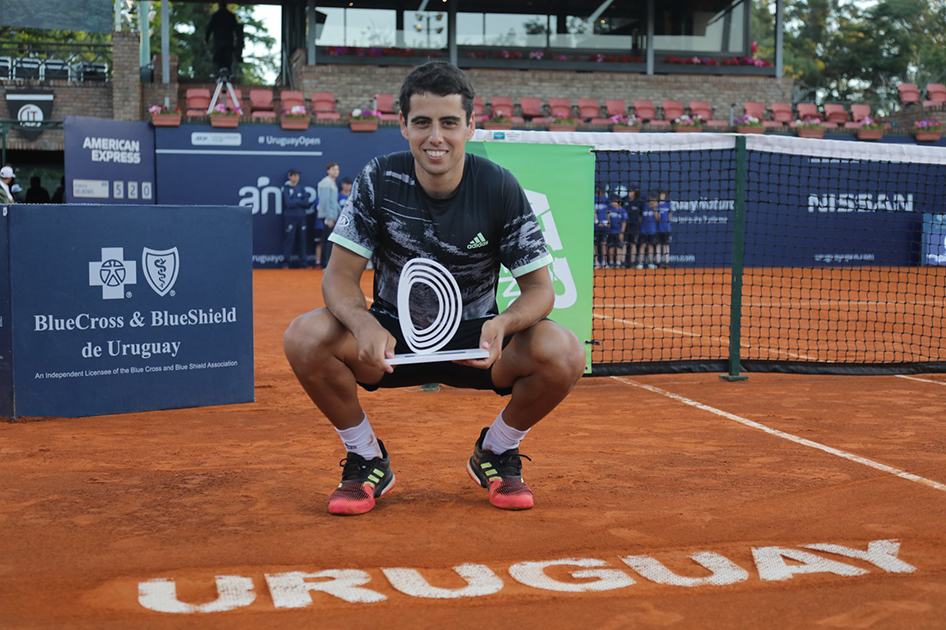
466, 427, 534, 510
328, 440, 395, 515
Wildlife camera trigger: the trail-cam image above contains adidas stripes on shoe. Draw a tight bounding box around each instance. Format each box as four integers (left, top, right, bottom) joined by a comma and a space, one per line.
328, 439, 396, 515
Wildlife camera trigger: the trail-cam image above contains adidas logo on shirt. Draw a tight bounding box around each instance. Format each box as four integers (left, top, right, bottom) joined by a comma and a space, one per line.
466, 232, 489, 250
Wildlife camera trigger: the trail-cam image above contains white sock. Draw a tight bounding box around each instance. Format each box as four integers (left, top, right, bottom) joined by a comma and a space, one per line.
335, 416, 382, 460
482, 411, 529, 454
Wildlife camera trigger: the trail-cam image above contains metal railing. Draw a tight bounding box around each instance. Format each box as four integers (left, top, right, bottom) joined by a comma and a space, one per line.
0, 41, 111, 83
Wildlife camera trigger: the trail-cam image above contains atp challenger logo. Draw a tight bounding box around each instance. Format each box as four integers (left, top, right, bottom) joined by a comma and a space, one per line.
89, 247, 137, 300
143, 248, 180, 297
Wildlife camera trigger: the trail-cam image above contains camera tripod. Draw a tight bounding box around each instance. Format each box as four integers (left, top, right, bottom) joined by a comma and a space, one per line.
207, 68, 241, 115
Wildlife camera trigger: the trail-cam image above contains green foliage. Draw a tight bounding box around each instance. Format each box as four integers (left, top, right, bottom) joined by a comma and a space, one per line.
757, 0, 946, 112
0, 4, 278, 86
148, 4, 277, 85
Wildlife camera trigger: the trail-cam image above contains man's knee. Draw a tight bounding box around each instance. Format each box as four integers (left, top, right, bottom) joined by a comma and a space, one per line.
283, 308, 340, 371
531, 322, 586, 385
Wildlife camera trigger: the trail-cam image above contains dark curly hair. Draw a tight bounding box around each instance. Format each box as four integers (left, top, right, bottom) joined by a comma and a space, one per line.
398, 61, 475, 123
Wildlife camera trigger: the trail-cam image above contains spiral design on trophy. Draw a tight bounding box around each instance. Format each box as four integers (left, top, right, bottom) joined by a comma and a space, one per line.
397, 258, 462, 354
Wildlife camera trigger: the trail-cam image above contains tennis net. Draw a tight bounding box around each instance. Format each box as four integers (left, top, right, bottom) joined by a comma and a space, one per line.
478, 130, 946, 376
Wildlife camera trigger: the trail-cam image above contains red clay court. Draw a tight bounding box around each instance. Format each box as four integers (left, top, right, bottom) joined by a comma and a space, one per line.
1, 269, 945, 629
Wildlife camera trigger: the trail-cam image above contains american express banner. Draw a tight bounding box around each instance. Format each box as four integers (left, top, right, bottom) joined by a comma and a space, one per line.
65, 116, 157, 205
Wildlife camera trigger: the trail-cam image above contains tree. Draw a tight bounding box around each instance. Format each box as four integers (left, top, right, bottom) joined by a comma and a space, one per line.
0, 4, 277, 85
147, 4, 277, 85
763, 0, 946, 111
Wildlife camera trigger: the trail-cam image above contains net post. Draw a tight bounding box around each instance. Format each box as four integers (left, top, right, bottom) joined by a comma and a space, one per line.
721, 135, 749, 382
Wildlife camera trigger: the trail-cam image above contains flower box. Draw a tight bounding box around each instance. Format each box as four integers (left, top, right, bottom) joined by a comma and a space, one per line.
210, 115, 240, 128
281, 117, 310, 131
350, 119, 379, 132
915, 131, 942, 142
856, 128, 884, 141
673, 126, 703, 133
482, 122, 513, 130
611, 125, 640, 133
796, 127, 825, 139
736, 126, 764, 134
150, 113, 182, 127
548, 124, 577, 132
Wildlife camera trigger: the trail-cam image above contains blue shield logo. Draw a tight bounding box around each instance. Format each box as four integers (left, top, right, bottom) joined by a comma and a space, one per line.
142, 247, 180, 296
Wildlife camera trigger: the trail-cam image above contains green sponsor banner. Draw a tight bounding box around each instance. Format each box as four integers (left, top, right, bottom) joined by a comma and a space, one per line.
467, 141, 594, 372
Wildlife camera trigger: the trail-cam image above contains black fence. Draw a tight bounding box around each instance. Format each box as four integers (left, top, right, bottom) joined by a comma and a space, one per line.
0, 41, 111, 83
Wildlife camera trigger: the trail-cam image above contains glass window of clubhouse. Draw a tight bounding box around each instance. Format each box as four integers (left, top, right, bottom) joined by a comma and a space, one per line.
309, 0, 753, 70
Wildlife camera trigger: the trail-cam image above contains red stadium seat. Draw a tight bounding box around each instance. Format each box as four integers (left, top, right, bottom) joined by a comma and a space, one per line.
311, 92, 340, 120
185, 88, 211, 116
688, 100, 712, 119
520, 97, 550, 122
249, 88, 276, 119
743, 102, 765, 119
926, 84, 946, 103
473, 96, 487, 122
823, 103, 849, 124
661, 100, 685, 121
796, 102, 820, 122
898, 83, 921, 106
280, 90, 305, 115
605, 99, 627, 117
770, 102, 793, 125
373, 93, 401, 120
845, 103, 872, 128
547, 97, 572, 119
577, 98, 601, 121
488, 96, 524, 123
632, 100, 656, 122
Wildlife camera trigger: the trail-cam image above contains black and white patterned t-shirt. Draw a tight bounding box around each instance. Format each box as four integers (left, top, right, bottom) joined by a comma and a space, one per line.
329, 151, 552, 325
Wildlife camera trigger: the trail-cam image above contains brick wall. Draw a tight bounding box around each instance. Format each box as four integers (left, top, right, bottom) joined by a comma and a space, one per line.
144, 56, 181, 113
292, 52, 793, 121
111, 30, 141, 121
0, 82, 111, 150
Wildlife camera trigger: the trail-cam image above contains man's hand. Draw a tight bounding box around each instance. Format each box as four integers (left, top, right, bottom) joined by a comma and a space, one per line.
326, 219, 336, 228
454, 318, 506, 370
352, 318, 397, 373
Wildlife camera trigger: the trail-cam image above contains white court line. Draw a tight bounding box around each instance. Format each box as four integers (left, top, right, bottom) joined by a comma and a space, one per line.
593, 312, 821, 361
612, 376, 946, 494
896, 375, 946, 387
594, 300, 946, 309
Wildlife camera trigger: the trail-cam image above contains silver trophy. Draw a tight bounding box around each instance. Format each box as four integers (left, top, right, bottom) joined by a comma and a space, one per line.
387, 258, 491, 365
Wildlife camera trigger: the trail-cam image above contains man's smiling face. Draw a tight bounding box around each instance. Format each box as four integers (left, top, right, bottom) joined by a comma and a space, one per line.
400, 92, 475, 196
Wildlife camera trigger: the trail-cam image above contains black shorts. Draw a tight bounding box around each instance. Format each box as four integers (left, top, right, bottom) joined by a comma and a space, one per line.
625, 232, 641, 245
606, 233, 623, 247
641, 232, 657, 245
656, 232, 672, 245
594, 232, 608, 246
357, 308, 514, 395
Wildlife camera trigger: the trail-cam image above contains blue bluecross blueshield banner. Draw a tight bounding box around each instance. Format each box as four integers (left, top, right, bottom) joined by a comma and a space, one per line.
0, 207, 12, 417
64, 116, 157, 204
154, 124, 406, 267
0, 204, 253, 418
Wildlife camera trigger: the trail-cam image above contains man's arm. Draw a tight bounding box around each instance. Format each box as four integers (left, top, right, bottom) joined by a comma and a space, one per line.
456, 265, 554, 369
322, 245, 396, 372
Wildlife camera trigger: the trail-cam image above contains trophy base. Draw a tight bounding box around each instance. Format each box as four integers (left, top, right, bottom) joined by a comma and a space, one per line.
388, 348, 490, 366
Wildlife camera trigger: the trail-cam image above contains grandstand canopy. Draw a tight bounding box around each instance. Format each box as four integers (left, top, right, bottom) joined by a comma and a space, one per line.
152, 0, 784, 81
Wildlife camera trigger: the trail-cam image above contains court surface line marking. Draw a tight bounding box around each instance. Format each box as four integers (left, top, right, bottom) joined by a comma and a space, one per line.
612, 376, 946, 494
594, 312, 820, 361
896, 374, 946, 387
